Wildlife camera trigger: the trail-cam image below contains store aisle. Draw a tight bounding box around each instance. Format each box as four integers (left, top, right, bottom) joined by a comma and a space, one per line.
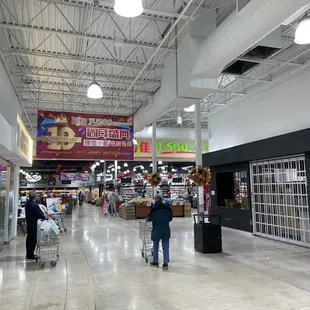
1, 206, 310, 310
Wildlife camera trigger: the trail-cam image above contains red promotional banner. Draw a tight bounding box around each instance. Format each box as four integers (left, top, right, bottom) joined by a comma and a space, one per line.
36, 110, 134, 160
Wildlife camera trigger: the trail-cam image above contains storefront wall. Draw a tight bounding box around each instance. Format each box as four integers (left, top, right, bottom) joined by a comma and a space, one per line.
203, 128, 310, 242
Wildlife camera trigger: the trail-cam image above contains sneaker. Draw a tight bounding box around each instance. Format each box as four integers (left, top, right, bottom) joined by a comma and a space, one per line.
150, 262, 159, 268
26, 255, 37, 260
162, 263, 169, 270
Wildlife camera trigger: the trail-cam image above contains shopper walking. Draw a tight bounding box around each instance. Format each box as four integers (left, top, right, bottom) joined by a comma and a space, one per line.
25, 191, 46, 260
148, 195, 173, 269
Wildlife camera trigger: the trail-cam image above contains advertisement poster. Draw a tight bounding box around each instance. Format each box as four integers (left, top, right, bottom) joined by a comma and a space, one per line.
37, 111, 134, 160
134, 139, 208, 161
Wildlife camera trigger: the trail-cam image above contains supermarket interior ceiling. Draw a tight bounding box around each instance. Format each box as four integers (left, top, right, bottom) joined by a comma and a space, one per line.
1, 0, 309, 133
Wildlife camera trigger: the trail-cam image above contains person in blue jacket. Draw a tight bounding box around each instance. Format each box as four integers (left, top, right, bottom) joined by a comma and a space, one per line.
148, 195, 173, 269
25, 191, 46, 260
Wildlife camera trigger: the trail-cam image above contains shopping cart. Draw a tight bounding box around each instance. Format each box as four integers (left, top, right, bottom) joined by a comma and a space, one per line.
50, 212, 67, 234
139, 219, 153, 263
36, 219, 60, 268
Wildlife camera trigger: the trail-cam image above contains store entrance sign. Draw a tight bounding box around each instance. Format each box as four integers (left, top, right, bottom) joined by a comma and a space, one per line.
134, 139, 208, 161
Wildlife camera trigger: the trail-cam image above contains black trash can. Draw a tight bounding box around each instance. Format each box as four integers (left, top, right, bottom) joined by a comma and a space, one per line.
193, 214, 222, 254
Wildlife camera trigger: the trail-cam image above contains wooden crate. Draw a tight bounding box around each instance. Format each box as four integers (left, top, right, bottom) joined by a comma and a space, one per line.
184, 205, 192, 217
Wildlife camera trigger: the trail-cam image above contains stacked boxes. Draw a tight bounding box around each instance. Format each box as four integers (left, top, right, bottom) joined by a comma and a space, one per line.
184, 203, 192, 217
119, 203, 136, 220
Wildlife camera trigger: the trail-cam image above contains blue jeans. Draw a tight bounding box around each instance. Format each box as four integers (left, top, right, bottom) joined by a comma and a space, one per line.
153, 239, 169, 264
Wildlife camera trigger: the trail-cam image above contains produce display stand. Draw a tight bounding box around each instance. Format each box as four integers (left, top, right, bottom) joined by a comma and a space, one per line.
119, 199, 191, 219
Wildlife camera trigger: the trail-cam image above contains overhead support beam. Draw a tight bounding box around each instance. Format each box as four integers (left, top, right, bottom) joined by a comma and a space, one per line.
19, 79, 153, 94
0, 22, 174, 51
7, 49, 163, 72
38, 0, 195, 23
13, 66, 161, 84
19, 88, 145, 102
22, 99, 138, 112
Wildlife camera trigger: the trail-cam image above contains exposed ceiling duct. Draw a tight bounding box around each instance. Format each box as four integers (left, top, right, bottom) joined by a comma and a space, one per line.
134, 0, 310, 133
192, 0, 310, 78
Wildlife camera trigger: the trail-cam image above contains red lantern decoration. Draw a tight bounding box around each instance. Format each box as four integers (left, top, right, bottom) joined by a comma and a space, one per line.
56, 165, 63, 174
143, 172, 148, 180
168, 172, 173, 179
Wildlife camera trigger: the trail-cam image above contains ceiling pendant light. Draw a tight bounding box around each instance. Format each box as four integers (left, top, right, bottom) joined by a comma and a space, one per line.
87, 64, 103, 99
295, 16, 310, 45
114, 0, 143, 18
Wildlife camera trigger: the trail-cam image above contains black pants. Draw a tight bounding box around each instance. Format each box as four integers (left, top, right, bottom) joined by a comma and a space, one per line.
26, 228, 37, 258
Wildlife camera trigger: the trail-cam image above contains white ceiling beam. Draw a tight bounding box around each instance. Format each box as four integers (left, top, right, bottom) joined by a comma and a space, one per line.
0, 22, 174, 51
13, 65, 161, 84
20, 79, 153, 94
22, 99, 137, 112
38, 0, 195, 23
19, 87, 145, 102
7, 49, 163, 71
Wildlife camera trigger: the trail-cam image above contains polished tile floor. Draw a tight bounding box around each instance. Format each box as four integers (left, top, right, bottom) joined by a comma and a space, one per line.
1, 205, 310, 309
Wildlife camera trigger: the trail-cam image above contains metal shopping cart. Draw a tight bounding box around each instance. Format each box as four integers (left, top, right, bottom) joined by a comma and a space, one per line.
50, 211, 67, 234
139, 219, 153, 263
36, 219, 60, 268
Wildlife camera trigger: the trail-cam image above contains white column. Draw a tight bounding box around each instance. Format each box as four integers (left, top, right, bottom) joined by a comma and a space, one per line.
152, 123, 157, 173
152, 123, 157, 197
195, 101, 204, 214
114, 160, 118, 181
12, 165, 19, 239
195, 101, 202, 166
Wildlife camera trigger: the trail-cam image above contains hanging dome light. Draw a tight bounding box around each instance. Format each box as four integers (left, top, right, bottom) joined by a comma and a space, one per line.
295, 16, 310, 45
124, 163, 128, 167
87, 82, 103, 99
114, 0, 143, 18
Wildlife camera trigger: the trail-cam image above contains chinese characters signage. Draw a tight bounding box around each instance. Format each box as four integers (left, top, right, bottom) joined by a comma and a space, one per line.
134, 139, 208, 161
36, 111, 134, 160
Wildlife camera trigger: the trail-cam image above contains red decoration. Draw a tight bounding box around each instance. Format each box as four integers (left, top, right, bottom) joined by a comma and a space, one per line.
143, 172, 148, 180
56, 165, 63, 173
168, 172, 173, 179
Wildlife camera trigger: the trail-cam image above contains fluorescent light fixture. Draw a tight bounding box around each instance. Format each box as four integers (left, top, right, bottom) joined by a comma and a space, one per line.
87, 82, 103, 99
124, 163, 128, 167
172, 168, 177, 172
158, 161, 163, 165
150, 163, 153, 167
140, 165, 144, 169
295, 16, 310, 44
114, 0, 143, 18
107, 170, 111, 173
133, 168, 136, 172
95, 162, 100, 166
100, 160, 105, 163
184, 105, 195, 112
148, 125, 153, 134
118, 166, 121, 169
133, 138, 137, 145
112, 168, 115, 171
108, 165, 114, 169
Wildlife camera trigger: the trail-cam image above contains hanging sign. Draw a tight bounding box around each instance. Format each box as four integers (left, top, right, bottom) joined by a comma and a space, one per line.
36, 111, 134, 160
134, 139, 208, 161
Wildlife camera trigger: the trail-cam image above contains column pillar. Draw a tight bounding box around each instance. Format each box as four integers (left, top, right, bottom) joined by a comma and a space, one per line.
12, 165, 19, 239
114, 160, 118, 180
152, 123, 157, 197
195, 101, 204, 214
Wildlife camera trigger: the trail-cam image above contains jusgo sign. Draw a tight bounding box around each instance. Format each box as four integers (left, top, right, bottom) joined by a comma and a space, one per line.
134, 139, 208, 161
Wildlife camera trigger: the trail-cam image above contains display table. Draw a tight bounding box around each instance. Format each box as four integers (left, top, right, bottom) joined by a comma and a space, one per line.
120, 201, 191, 219
135, 205, 151, 219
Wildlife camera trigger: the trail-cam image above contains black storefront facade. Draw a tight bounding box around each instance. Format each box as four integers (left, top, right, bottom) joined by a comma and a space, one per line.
203, 128, 310, 247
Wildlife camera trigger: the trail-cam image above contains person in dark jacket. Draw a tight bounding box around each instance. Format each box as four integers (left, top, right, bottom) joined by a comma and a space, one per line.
148, 195, 173, 269
25, 191, 46, 260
